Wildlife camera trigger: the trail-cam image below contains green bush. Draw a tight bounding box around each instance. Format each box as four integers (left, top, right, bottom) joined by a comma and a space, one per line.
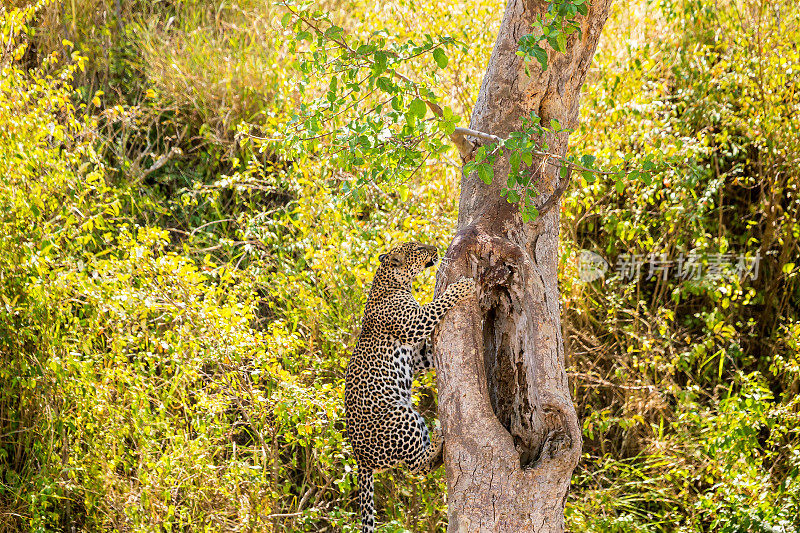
564, 0, 800, 530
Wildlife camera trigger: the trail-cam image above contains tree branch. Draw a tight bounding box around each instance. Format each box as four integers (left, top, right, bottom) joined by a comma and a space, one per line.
279, 0, 618, 204
452, 126, 503, 146
537, 165, 572, 217
144, 146, 182, 176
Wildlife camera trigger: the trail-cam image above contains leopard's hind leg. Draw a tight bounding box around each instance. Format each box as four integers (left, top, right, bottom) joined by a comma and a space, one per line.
403, 412, 443, 475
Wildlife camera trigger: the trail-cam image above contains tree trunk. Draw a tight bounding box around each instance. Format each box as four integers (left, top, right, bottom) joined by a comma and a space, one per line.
433, 1, 612, 531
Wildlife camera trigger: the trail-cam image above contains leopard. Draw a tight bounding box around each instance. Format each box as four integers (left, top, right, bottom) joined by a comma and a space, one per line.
344, 241, 475, 533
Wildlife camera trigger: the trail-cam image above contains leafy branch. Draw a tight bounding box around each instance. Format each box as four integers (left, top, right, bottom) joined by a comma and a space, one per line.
517, 0, 588, 72
264, 0, 658, 222
462, 114, 657, 222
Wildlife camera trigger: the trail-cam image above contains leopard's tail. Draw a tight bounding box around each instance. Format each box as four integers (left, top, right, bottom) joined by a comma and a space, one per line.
357, 467, 375, 533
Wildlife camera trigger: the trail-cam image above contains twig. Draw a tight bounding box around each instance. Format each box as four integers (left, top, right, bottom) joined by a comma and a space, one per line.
190, 218, 236, 236
537, 165, 572, 217
282, 2, 354, 53
137, 146, 183, 181
568, 371, 659, 392
192, 239, 266, 254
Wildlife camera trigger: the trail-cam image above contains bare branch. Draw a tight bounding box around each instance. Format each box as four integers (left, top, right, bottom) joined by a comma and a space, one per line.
452, 127, 503, 146
144, 146, 182, 176
537, 165, 572, 217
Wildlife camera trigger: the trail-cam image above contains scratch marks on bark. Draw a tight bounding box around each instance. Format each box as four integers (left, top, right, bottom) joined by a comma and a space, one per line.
454, 451, 464, 489
489, 469, 497, 523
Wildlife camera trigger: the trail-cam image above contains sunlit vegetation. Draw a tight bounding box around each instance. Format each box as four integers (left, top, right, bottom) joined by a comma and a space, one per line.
1, 0, 798, 531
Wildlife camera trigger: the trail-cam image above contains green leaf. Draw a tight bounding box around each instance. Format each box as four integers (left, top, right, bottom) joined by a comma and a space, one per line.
510, 151, 521, 173
325, 25, 343, 38
521, 204, 539, 223
373, 51, 388, 74
522, 152, 533, 166
615, 180, 624, 194
582, 169, 596, 183
391, 96, 402, 111
557, 32, 567, 53
477, 164, 493, 185
410, 98, 427, 119
433, 48, 449, 68
783, 263, 795, 274
566, 3, 577, 17
399, 184, 409, 202
533, 45, 548, 71
580, 154, 596, 168
376, 76, 392, 92
280, 13, 292, 28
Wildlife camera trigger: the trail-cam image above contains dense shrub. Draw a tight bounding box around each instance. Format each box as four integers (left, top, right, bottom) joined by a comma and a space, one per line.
564, 0, 800, 530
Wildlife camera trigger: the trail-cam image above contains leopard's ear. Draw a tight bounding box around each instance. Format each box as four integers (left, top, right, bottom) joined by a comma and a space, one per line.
380, 250, 405, 267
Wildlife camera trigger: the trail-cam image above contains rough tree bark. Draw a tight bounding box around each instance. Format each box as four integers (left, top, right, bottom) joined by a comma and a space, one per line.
432, 1, 612, 531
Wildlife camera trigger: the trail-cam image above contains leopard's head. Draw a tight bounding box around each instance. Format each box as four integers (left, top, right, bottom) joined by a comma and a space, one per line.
378, 241, 438, 287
